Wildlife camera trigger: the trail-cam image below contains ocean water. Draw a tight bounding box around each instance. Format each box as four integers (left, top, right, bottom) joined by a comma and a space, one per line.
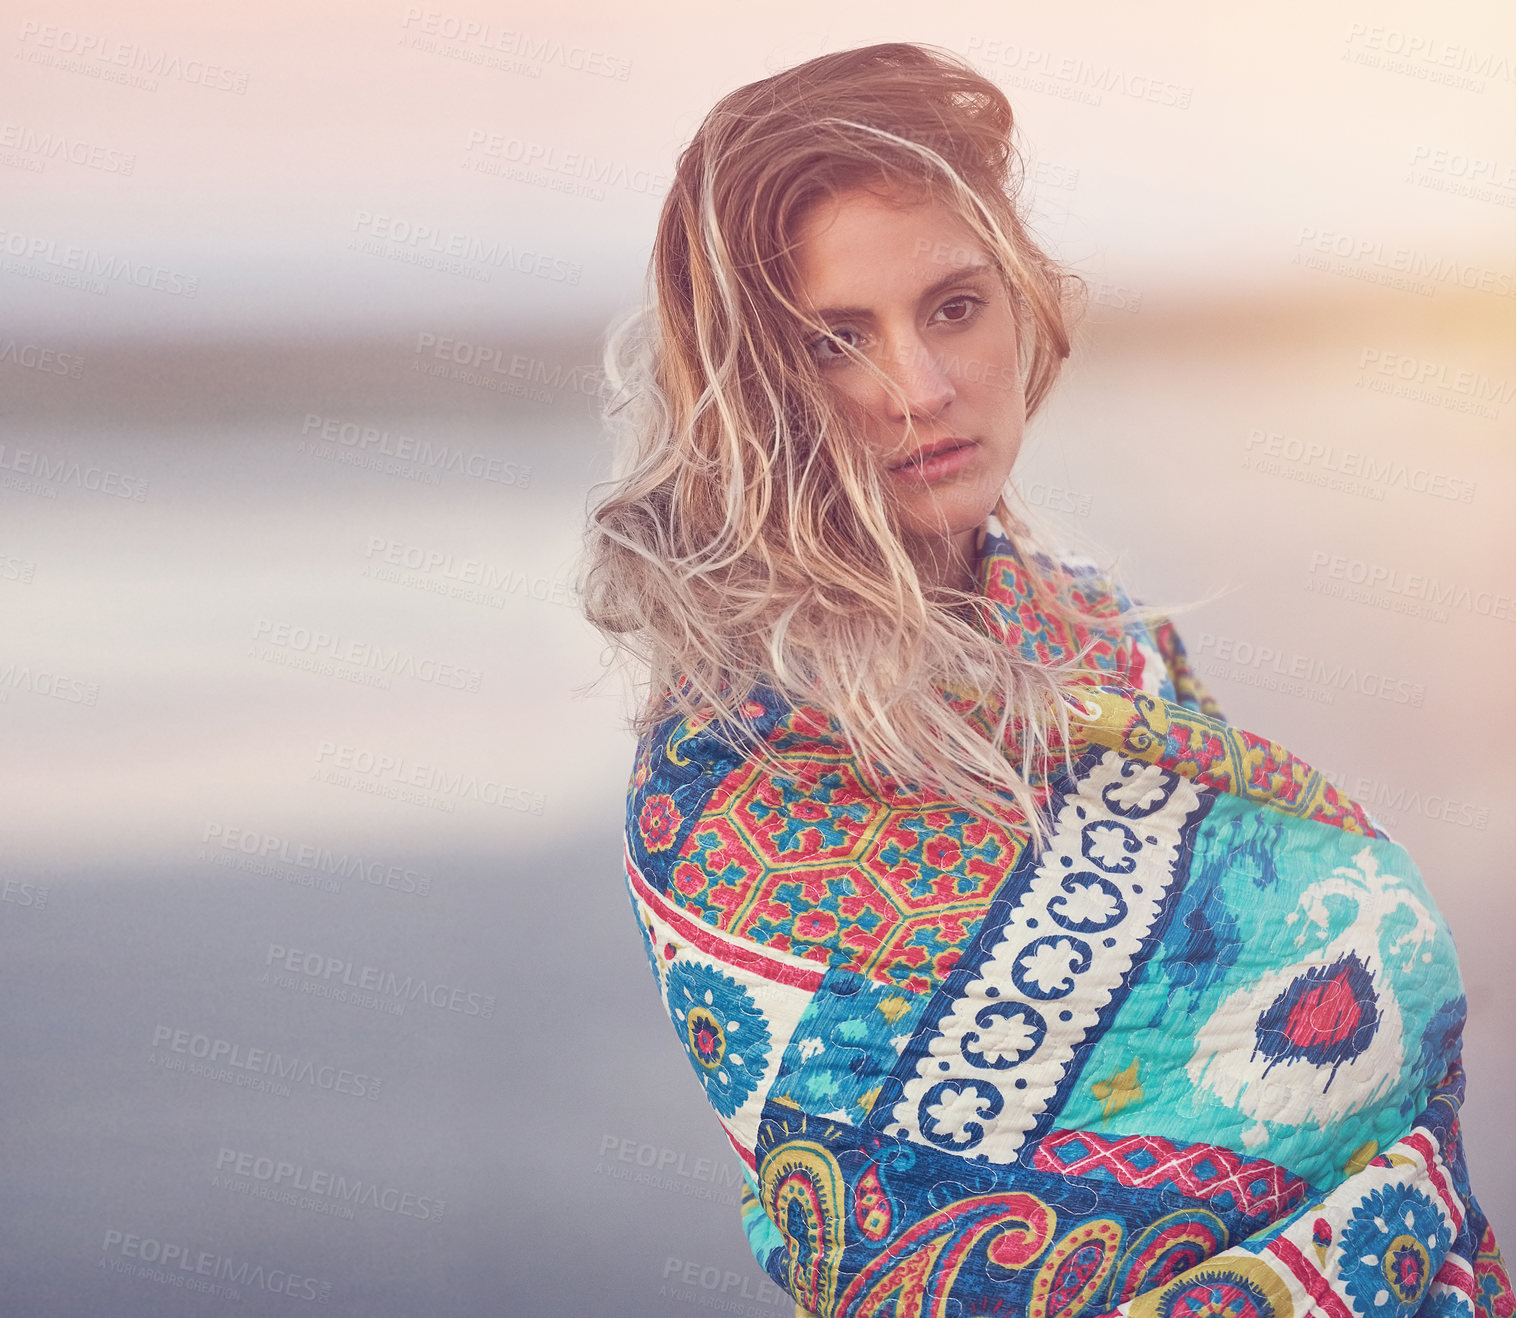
1, 295, 1510, 1312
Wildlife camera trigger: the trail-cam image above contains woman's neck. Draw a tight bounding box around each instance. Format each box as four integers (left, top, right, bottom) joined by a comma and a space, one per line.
909, 526, 979, 594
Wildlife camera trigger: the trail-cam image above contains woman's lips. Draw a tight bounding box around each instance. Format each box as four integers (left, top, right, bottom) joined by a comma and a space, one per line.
887, 439, 978, 485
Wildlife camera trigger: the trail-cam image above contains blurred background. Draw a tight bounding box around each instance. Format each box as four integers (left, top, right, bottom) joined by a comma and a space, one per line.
0, 0, 1511, 1312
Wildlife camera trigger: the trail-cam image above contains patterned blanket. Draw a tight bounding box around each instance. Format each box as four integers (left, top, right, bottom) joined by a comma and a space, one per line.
621, 516, 1510, 1318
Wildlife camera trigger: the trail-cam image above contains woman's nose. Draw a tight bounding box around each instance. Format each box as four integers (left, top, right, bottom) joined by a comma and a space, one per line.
878, 333, 955, 422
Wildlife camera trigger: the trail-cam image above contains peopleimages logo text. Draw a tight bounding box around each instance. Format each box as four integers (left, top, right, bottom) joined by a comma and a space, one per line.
0, 445, 148, 498
150, 1025, 382, 1099
264, 943, 495, 1018
100, 1228, 329, 1300
214, 1147, 445, 1221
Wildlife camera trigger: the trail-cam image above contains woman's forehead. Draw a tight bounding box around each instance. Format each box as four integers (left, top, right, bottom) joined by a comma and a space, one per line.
791, 192, 992, 310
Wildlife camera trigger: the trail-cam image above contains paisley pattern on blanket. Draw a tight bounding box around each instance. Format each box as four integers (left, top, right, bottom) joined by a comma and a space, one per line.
622, 514, 1508, 1318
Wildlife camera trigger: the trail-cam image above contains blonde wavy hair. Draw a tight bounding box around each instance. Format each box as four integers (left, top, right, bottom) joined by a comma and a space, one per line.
578, 41, 1198, 850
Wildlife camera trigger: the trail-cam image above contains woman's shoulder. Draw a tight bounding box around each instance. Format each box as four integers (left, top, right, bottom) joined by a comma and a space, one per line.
624, 681, 845, 884
978, 520, 1193, 710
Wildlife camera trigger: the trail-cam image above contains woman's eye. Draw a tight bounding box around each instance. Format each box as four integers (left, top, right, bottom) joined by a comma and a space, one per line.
811, 328, 860, 364
938, 295, 986, 324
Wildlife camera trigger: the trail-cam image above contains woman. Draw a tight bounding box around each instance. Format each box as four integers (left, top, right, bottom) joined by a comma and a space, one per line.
579, 41, 1509, 1318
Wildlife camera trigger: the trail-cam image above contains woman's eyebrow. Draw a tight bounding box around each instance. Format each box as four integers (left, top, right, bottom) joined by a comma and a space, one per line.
813, 262, 993, 322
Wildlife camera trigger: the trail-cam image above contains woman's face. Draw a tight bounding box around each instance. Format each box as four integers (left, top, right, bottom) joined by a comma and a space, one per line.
790, 184, 1026, 583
